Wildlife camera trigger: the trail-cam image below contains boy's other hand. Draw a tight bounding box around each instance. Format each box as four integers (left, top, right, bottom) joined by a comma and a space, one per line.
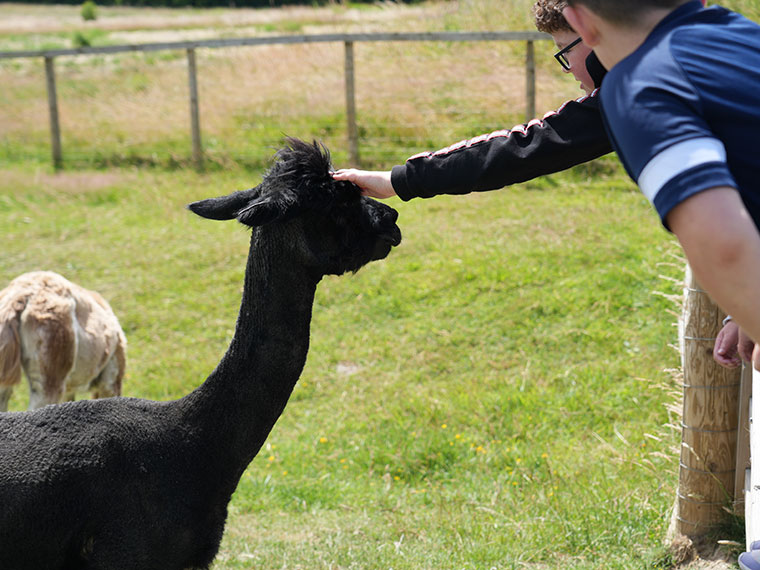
713, 321, 742, 368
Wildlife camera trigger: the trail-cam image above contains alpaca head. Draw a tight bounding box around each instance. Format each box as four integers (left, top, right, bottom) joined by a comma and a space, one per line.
188, 138, 402, 276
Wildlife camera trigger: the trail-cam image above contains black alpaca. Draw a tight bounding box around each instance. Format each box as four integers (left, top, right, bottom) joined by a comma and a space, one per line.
0, 139, 401, 570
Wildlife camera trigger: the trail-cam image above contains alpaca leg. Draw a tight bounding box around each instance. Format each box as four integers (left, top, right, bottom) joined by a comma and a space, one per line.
24, 350, 70, 410
0, 311, 23, 412
28, 374, 65, 410
0, 385, 13, 412
20, 297, 76, 410
90, 341, 125, 400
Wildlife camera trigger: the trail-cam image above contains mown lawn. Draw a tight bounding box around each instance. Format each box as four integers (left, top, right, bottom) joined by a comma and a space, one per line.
1, 155, 696, 568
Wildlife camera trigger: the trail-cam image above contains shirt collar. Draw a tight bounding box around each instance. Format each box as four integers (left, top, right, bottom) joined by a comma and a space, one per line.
649, 0, 705, 36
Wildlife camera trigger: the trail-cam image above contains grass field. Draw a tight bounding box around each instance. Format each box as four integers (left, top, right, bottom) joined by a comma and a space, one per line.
0, 1, 752, 568
1, 155, 694, 569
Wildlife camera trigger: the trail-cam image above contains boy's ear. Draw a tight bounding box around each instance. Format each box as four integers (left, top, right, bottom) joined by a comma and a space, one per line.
562, 4, 601, 48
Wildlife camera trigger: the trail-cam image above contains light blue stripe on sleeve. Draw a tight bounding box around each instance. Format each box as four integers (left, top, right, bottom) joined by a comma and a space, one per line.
637, 137, 727, 202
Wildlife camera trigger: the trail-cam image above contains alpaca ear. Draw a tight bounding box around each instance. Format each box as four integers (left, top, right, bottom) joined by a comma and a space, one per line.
235, 196, 285, 227
187, 187, 260, 221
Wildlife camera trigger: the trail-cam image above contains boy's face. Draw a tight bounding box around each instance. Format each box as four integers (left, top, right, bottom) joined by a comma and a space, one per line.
552, 30, 595, 94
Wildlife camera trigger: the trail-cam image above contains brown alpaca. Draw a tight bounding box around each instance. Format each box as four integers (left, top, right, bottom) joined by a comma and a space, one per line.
0, 271, 126, 411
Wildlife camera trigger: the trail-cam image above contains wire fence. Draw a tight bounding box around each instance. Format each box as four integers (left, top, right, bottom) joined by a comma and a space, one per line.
0, 31, 568, 171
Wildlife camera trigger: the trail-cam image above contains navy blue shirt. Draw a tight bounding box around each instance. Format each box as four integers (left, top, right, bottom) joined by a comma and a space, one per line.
599, 1, 760, 231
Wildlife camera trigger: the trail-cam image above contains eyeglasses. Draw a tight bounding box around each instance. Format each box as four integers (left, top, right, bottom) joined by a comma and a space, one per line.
554, 37, 583, 71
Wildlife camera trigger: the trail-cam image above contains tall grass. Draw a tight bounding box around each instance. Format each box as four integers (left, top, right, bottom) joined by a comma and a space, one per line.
0, 2, 747, 568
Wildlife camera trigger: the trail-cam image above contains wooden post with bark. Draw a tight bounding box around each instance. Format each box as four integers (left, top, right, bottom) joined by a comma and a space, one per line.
44, 56, 63, 170
186, 48, 203, 171
674, 265, 741, 537
525, 40, 535, 123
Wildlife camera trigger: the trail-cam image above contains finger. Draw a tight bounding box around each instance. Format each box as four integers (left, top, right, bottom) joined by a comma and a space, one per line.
714, 353, 740, 368
713, 332, 728, 357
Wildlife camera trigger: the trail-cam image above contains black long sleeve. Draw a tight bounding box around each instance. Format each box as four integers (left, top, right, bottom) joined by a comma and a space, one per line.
390, 90, 612, 201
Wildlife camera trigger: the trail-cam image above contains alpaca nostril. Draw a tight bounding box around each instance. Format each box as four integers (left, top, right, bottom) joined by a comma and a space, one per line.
382, 225, 402, 246
386, 210, 401, 245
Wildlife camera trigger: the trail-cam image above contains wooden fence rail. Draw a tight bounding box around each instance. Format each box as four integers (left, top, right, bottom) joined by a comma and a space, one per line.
0, 31, 550, 170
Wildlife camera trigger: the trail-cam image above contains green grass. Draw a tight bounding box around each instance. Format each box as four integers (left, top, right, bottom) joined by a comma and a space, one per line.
0, 154, 704, 568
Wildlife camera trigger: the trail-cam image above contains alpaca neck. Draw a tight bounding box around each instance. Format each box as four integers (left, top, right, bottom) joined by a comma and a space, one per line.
182, 229, 319, 474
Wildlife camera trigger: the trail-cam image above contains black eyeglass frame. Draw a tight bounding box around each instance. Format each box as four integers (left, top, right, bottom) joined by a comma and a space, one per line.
554, 37, 583, 71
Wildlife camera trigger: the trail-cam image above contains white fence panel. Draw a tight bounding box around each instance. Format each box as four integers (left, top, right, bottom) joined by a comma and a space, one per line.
747, 364, 760, 550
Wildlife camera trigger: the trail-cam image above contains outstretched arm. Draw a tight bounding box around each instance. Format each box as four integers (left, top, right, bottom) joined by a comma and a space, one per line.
667, 186, 760, 369
333, 92, 611, 202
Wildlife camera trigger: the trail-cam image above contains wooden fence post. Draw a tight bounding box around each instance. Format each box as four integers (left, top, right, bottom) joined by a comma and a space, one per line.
525, 40, 535, 122
674, 265, 741, 538
186, 48, 203, 171
344, 41, 359, 167
44, 56, 63, 170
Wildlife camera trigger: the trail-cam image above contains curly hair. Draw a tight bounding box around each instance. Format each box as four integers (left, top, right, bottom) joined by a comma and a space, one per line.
564, 0, 688, 25
532, 0, 572, 34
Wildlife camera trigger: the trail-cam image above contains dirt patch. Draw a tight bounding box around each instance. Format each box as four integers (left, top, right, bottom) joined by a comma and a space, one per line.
1, 168, 130, 196
669, 534, 739, 570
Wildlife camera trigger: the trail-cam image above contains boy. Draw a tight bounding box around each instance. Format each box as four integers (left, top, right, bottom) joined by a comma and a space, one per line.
561, 0, 760, 372
332, 0, 611, 200
334, 0, 750, 369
